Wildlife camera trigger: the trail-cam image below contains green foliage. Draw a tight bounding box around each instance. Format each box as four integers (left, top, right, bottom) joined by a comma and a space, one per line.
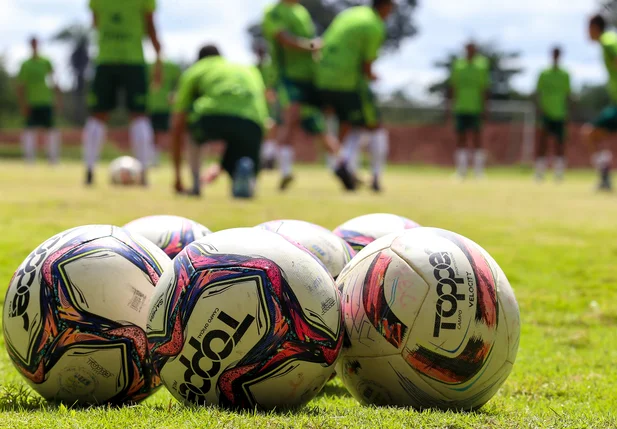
572, 84, 612, 122
429, 42, 524, 100
0, 57, 19, 127
248, 0, 418, 53
0, 163, 616, 427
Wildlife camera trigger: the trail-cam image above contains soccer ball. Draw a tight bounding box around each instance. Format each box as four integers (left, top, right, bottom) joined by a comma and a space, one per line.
3, 225, 171, 405
337, 227, 520, 410
124, 215, 212, 259
333, 213, 420, 252
109, 156, 143, 186
256, 220, 355, 279
147, 228, 343, 409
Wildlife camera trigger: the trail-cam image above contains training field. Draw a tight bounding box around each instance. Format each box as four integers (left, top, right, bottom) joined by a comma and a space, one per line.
0, 161, 616, 428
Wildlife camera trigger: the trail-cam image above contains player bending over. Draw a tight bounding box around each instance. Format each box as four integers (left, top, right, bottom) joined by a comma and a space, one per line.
583, 14, 617, 191
170, 45, 268, 199
83, 0, 161, 186
17, 37, 61, 164
147, 59, 182, 166
448, 42, 491, 180
262, 0, 339, 191
535, 46, 571, 182
316, 0, 395, 192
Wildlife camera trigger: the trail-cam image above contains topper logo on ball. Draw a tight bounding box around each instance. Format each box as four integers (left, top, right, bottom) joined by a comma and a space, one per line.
178, 311, 255, 404
9, 233, 64, 331
429, 252, 466, 338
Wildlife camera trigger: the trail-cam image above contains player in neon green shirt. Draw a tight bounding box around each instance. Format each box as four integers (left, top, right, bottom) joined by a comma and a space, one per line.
262, 0, 338, 191
16, 37, 61, 165
170, 45, 268, 199
583, 14, 617, 191
448, 42, 491, 179
315, 0, 394, 192
83, 0, 162, 186
535, 46, 571, 182
147, 60, 182, 163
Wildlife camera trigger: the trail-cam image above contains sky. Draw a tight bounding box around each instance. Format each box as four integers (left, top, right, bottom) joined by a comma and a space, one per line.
0, 0, 607, 101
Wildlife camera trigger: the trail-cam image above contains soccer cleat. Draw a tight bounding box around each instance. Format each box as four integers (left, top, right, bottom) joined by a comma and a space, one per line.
279, 175, 294, 192
335, 164, 357, 191
233, 157, 256, 199
371, 177, 382, 193
85, 169, 94, 186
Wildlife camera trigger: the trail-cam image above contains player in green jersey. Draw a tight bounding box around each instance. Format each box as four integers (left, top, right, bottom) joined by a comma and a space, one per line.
535, 46, 571, 182
16, 37, 61, 164
147, 60, 182, 164
448, 42, 491, 179
262, 0, 339, 191
316, 0, 394, 192
583, 14, 617, 191
83, 0, 162, 186
170, 45, 268, 199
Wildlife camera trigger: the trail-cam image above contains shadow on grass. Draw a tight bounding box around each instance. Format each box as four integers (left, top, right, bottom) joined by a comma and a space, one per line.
317, 382, 352, 398
0, 384, 49, 412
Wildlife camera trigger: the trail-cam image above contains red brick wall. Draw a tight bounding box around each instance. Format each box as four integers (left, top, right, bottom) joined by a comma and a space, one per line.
0, 124, 607, 167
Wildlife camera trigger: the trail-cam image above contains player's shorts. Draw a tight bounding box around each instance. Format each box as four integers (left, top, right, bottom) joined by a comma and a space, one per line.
455, 114, 482, 133
279, 78, 321, 106
150, 112, 171, 133
301, 107, 326, 136
89, 64, 148, 114
592, 105, 617, 132
26, 106, 54, 129
542, 116, 566, 143
188, 114, 263, 177
318, 86, 380, 128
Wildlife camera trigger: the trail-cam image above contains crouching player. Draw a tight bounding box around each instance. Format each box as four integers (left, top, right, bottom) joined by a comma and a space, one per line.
170, 45, 268, 199
583, 14, 617, 191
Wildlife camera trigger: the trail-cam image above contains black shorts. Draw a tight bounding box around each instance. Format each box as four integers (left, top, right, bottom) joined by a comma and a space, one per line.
279, 78, 321, 107
456, 114, 482, 133
318, 86, 380, 128
189, 115, 263, 177
542, 117, 566, 143
150, 112, 170, 133
26, 106, 54, 129
89, 64, 148, 113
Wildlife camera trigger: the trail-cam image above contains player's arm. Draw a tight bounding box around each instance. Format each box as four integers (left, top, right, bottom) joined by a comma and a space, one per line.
274, 31, 320, 52
48, 62, 62, 111
482, 67, 491, 120
362, 27, 384, 82
146, 12, 161, 60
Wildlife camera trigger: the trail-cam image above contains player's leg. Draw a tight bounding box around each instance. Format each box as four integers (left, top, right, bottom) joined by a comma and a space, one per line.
454, 115, 470, 179
126, 64, 154, 185
582, 106, 617, 191
276, 80, 303, 190
553, 120, 567, 182
150, 113, 170, 166
535, 119, 549, 182
360, 85, 388, 192
471, 115, 486, 178
22, 108, 37, 164
261, 96, 282, 170
42, 106, 60, 165
83, 65, 113, 185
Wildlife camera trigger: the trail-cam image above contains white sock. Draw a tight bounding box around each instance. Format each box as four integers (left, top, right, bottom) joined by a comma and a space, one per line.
554, 157, 566, 181
279, 145, 294, 177
474, 149, 486, 177
592, 150, 613, 170
370, 128, 389, 178
83, 117, 107, 170
47, 130, 61, 165
187, 140, 202, 193
262, 140, 278, 162
535, 157, 547, 181
22, 130, 36, 164
340, 130, 362, 168
129, 117, 155, 168
455, 149, 469, 178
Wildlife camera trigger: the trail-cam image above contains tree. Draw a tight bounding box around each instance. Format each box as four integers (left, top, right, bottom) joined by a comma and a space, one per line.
602, 1, 617, 23
52, 23, 92, 124
0, 56, 19, 127
248, 0, 418, 52
428, 43, 525, 101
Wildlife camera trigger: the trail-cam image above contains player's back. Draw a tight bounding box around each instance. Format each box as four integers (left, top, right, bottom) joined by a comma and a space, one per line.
316, 6, 385, 91
19, 57, 53, 105
186, 57, 267, 128
90, 0, 153, 64
451, 56, 490, 114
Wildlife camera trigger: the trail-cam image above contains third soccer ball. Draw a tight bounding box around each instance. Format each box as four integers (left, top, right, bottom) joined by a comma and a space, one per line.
109, 156, 143, 186
333, 213, 420, 252
337, 227, 520, 410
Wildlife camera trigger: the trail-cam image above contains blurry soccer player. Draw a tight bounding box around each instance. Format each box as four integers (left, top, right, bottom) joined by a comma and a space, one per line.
535, 46, 571, 182
83, 0, 161, 185
448, 42, 491, 179
170, 45, 268, 199
147, 59, 182, 165
254, 41, 280, 170
262, 0, 338, 191
17, 37, 61, 164
316, 0, 395, 192
583, 14, 617, 191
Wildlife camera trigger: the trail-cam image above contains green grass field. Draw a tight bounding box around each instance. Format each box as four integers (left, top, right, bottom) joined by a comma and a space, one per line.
0, 160, 616, 428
